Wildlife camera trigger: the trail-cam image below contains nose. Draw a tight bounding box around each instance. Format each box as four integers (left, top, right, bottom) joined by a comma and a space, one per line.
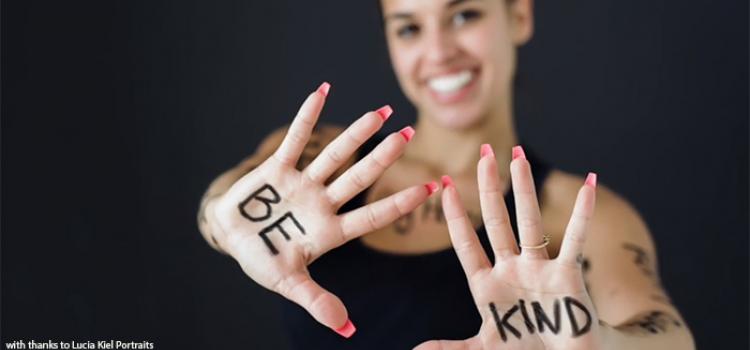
423, 27, 459, 65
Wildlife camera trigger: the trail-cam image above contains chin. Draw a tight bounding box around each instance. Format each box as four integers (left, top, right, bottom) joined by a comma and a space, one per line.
429, 106, 485, 130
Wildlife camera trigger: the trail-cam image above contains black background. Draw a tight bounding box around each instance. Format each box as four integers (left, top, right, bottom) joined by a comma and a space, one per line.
2, 1, 748, 349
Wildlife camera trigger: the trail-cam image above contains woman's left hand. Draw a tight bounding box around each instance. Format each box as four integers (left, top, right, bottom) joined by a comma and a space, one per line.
416, 145, 601, 350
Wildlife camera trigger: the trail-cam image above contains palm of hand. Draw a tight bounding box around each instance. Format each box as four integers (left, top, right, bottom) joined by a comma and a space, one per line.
417, 145, 600, 350
471, 258, 598, 350
216, 163, 341, 290
209, 83, 432, 335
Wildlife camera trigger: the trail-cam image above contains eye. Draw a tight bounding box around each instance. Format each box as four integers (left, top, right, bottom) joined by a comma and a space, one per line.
396, 23, 420, 39
451, 9, 482, 27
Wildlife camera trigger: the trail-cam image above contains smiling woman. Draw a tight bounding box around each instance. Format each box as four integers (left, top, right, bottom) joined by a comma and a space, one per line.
197, 0, 697, 349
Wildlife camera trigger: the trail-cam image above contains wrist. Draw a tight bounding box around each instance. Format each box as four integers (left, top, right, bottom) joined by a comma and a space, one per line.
199, 194, 231, 255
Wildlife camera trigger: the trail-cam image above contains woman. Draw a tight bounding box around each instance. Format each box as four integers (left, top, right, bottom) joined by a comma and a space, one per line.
197, 0, 695, 348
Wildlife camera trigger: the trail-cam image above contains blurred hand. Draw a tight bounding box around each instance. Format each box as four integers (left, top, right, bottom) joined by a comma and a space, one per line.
211, 83, 436, 337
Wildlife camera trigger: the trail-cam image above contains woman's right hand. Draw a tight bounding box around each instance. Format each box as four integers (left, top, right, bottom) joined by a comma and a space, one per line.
208, 82, 437, 337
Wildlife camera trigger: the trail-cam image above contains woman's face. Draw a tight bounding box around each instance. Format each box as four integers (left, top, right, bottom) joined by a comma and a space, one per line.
382, 0, 533, 129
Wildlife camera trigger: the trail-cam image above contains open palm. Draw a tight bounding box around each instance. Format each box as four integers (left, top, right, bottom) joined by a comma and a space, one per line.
417, 145, 600, 350
211, 83, 436, 337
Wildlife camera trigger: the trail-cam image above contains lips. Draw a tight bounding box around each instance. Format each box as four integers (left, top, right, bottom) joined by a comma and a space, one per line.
424, 68, 478, 104
427, 69, 474, 93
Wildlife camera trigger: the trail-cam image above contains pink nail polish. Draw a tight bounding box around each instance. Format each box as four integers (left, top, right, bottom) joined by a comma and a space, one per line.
424, 181, 439, 195
585, 172, 597, 188
512, 145, 526, 160
317, 82, 331, 97
480, 143, 494, 158
441, 175, 454, 188
399, 126, 415, 142
376, 105, 393, 121
334, 319, 356, 338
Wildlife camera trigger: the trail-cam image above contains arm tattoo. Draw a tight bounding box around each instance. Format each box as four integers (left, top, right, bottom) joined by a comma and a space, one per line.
489, 296, 592, 342
619, 311, 682, 335
622, 242, 672, 304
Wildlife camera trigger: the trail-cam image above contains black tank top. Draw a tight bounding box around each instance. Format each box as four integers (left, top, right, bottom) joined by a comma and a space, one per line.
281, 135, 552, 349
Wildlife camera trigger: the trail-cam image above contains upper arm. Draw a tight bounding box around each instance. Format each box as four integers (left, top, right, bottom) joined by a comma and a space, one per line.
581, 185, 684, 325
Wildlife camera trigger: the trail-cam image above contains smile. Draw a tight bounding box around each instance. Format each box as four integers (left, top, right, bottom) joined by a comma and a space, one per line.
427, 70, 474, 93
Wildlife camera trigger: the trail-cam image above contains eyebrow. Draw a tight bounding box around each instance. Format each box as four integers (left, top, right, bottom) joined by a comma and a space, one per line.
384, 0, 480, 22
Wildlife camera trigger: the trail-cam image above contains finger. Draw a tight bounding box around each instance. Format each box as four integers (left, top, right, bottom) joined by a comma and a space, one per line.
276, 271, 356, 338
326, 127, 414, 207
413, 337, 482, 350
477, 144, 519, 261
557, 173, 597, 267
337, 182, 437, 245
303, 106, 392, 183
442, 176, 491, 281
273, 82, 330, 166
510, 146, 549, 259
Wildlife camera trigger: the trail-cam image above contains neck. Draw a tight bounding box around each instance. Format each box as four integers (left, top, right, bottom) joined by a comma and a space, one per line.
405, 99, 518, 179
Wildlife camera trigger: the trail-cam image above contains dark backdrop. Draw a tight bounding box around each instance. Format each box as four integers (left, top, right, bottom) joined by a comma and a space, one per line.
2, 1, 748, 349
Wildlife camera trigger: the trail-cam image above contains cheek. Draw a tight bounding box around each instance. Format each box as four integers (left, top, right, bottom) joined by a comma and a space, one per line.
463, 25, 514, 86
388, 44, 420, 94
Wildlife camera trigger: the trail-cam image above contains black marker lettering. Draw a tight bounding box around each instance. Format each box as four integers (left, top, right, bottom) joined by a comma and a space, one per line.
622, 311, 682, 335
518, 299, 536, 334
421, 198, 443, 223
532, 300, 561, 334
490, 302, 522, 342
564, 296, 592, 337
258, 212, 306, 255
394, 212, 414, 235
238, 184, 281, 222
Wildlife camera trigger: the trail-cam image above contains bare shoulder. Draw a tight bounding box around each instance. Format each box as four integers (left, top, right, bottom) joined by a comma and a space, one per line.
541, 169, 655, 256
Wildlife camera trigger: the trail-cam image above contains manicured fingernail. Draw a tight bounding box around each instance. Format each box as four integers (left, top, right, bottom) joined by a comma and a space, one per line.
376, 105, 393, 121
585, 172, 597, 188
480, 143, 494, 158
317, 82, 331, 97
424, 181, 439, 195
335, 319, 356, 338
441, 175, 454, 188
399, 126, 415, 142
512, 145, 526, 160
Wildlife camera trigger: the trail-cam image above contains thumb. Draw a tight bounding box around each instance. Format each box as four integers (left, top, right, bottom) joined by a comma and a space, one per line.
277, 272, 356, 338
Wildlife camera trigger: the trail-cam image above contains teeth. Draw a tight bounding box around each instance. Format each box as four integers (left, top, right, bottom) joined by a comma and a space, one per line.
428, 70, 473, 93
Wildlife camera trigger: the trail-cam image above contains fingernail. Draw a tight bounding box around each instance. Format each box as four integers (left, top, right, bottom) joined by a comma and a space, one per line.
585, 172, 597, 188
441, 175, 454, 188
512, 145, 526, 160
317, 82, 331, 97
424, 181, 439, 195
376, 105, 393, 121
480, 143, 494, 158
399, 126, 415, 142
334, 319, 356, 338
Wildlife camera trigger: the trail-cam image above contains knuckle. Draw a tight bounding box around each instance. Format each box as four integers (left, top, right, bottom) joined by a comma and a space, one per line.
350, 169, 369, 188
368, 153, 389, 172
483, 216, 508, 229
565, 228, 586, 244
391, 195, 409, 217
296, 112, 316, 128
366, 206, 379, 230
346, 121, 370, 144
288, 130, 307, 145
518, 216, 542, 232
455, 239, 477, 255
325, 148, 344, 164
